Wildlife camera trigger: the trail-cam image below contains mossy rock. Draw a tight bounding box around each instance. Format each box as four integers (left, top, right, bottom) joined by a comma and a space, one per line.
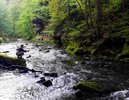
73, 82, 101, 93
0, 54, 26, 67
73, 81, 121, 98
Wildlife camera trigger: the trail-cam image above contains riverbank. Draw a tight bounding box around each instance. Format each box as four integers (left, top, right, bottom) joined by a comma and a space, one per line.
51, 1, 129, 63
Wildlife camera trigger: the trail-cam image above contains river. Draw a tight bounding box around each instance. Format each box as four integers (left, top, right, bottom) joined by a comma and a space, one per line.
0, 39, 129, 100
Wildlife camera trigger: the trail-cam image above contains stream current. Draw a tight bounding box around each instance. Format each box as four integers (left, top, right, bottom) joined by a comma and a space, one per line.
0, 39, 129, 100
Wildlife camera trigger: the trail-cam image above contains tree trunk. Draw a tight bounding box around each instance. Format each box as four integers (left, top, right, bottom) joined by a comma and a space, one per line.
96, 0, 102, 39
84, 0, 90, 30
121, 0, 125, 10
88, 0, 94, 28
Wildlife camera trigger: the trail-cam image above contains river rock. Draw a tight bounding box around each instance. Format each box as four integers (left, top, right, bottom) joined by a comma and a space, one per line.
42, 80, 52, 87
73, 82, 100, 92
37, 77, 46, 84
50, 73, 58, 77
2, 51, 9, 53
44, 50, 50, 53
73, 82, 102, 98
26, 55, 31, 58
0, 54, 26, 67
10, 65, 29, 72
44, 73, 51, 76
75, 90, 83, 97
40, 77, 46, 80
46, 46, 52, 50
34, 75, 39, 78
44, 73, 58, 77
39, 49, 42, 51
19, 69, 28, 73
73, 81, 120, 98
35, 43, 42, 47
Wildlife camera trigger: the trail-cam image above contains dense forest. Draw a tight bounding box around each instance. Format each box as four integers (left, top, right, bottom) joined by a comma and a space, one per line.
0, 0, 129, 61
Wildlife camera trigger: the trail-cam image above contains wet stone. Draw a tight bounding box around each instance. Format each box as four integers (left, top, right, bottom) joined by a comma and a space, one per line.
37, 77, 46, 84
19, 69, 28, 73
2, 51, 9, 53
40, 77, 46, 80
42, 80, 52, 87
75, 90, 83, 97
44, 50, 50, 53
46, 46, 52, 49
125, 91, 129, 97
34, 75, 39, 78
39, 49, 42, 51
26, 55, 31, 58
44, 73, 58, 77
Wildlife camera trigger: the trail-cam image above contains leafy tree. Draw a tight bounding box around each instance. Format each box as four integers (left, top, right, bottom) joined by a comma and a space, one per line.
15, 0, 39, 38
0, 0, 13, 35
6, 0, 22, 35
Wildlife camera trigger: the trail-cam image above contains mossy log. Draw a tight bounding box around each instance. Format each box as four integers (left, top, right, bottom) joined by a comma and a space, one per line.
0, 54, 26, 67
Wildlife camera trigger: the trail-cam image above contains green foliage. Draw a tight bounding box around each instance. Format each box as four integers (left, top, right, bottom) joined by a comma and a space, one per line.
0, 0, 50, 38
66, 42, 79, 55
110, 0, 122, 8
15, 0, 38, 38
121, 44, 129, 55
0, 0, 129, 62
0, 0, 13, 35
69, 29, 81, 37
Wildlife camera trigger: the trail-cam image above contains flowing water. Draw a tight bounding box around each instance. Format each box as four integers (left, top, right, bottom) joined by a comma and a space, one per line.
0, 39, 129, 100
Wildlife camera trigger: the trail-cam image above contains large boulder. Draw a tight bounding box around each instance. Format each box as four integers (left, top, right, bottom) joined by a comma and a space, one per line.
73, 82, 101, 95
0, 54, 26, 67
73, 81, 119, 98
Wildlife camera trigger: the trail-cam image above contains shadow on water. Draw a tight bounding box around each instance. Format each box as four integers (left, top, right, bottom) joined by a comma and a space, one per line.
0, 39, 129, 100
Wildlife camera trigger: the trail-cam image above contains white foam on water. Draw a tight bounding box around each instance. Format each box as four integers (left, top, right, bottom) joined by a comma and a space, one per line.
0, 41, 77, 100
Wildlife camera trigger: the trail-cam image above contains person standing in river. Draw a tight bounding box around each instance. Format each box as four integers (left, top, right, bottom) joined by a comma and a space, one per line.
16, 45, 28, 59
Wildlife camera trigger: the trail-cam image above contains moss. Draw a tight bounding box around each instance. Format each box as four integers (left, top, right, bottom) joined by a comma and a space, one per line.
0, 54, 26, 67
73, 82, 101, 92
